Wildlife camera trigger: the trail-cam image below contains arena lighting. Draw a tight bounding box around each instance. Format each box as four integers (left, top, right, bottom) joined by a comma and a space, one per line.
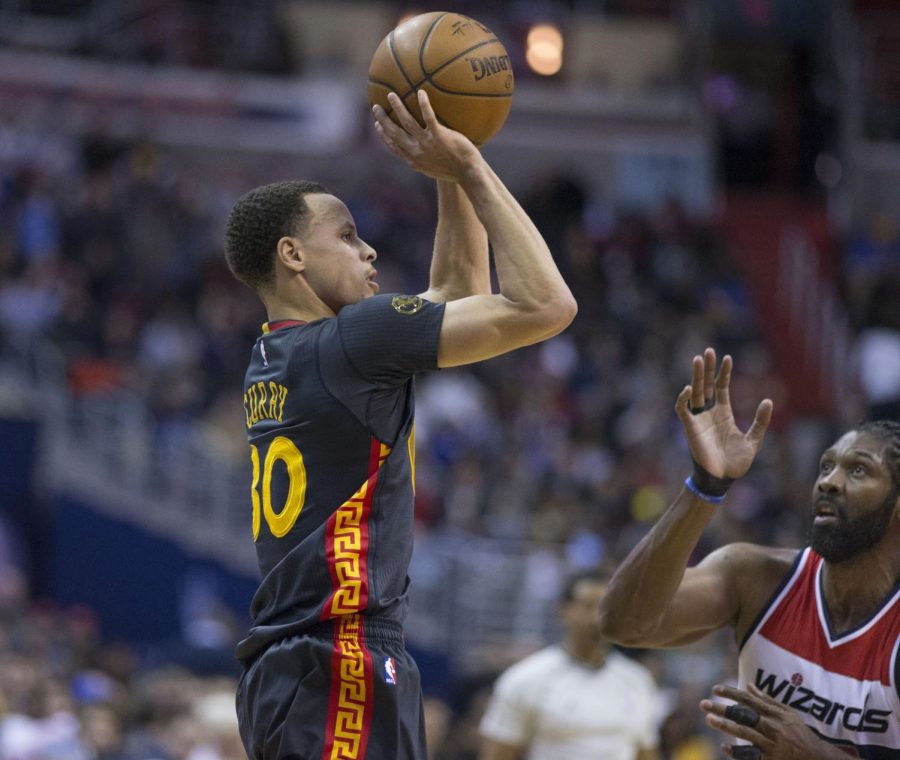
526, 23, 563, 76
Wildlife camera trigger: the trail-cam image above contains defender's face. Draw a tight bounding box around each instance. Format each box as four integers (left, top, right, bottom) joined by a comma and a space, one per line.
561, 580, 607, 639
298, 194, 378, 313
810, 431, 899, 563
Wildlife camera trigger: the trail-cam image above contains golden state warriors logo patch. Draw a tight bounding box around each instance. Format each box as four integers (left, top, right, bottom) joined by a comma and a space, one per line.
392, 295, 424, 315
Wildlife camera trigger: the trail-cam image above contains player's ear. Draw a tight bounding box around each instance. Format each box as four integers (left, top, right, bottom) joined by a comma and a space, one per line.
277, 236, 305, 273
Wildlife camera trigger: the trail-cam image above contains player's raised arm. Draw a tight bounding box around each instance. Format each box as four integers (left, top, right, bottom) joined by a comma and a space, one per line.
372, 90, 576, 367
419, 180, 491, 304
598, 348, 775, 648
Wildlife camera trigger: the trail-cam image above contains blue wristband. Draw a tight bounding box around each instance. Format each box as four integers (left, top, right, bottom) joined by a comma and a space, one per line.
684, 475, 727, 504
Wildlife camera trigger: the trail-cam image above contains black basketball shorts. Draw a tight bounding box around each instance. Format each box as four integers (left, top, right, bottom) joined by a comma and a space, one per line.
236, 615, 426, 760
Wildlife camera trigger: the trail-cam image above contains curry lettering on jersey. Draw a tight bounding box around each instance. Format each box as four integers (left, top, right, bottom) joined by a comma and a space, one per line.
243, 379, 289, 428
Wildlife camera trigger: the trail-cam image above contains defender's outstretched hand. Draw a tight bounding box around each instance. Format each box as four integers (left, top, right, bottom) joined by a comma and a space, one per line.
675, 348, 773, 481
372, 91, 481, 182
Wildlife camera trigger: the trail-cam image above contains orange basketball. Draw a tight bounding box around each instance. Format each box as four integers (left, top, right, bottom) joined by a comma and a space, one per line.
367, 12, 514, 146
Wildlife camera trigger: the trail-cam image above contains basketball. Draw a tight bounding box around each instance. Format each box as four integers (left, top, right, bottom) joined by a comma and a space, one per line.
367, 12, 515, 146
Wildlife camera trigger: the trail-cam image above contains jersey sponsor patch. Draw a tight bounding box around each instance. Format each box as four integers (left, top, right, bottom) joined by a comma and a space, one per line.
391, 295, 424, 314
384, 656, 397, 685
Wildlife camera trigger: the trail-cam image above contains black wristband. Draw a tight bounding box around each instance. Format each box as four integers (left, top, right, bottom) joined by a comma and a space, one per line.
691, 459, 734, 498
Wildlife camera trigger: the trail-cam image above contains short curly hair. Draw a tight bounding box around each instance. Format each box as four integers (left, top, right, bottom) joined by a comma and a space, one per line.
224, 180, 329, 290
856, 420, 900, 489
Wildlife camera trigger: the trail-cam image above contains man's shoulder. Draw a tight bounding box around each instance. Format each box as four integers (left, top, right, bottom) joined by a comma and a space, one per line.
337, 293, 436, 319
497, 646, 566, 684
607, 649, 655, 680
714, 543, 803, 642
706, 542, 800, 577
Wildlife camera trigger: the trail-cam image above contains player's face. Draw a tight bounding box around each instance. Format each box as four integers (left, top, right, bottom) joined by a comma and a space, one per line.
298, 194, 378, 312
809, 431, 899, 563
561, 580, 607, 640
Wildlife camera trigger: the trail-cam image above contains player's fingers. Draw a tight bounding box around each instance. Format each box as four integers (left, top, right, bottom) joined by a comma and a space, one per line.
700, 698, 759, 727
746, 399, 773, 448
417, 89, 440, 129
387, 92, 425, 135
724, 745, 763, 760
372, 118, 410, 160
690, 355, 705, 410
371, 103, 393, 130
675, 385, 694, 421
703, 710, 765, 745
372, 103, 407, 143
713, 684, 779, 717
715, 354, 733, 407
372, 118, 397, 149
746, 683, 789, 714
703, 347, 716, 402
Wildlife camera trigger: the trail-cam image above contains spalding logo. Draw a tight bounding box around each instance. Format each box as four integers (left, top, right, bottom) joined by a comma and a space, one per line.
392, 295, 424, 314
467, 55, 511, 83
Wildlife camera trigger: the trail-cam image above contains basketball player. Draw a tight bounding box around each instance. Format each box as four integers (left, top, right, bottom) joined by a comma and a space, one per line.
224, 90, 576, 760
598, 347, 900, 759
479, 571, 660, 760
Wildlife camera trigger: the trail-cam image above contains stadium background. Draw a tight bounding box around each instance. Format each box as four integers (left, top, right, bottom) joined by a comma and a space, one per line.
0, 0, 898, 757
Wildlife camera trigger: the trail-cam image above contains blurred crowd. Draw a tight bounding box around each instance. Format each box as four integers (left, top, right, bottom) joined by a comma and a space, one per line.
0, 570, 244, 760
1, 121, 898, 760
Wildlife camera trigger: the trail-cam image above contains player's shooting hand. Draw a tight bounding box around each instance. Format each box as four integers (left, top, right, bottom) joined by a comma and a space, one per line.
372, 91, 481, 182
700, 684, 849, 760
674, 348, 773, 481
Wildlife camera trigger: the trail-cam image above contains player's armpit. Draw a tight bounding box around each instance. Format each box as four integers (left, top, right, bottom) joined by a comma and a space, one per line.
437, 294, 574, 367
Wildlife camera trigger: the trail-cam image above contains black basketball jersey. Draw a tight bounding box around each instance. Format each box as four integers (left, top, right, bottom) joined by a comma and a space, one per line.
235, 294, 445, 661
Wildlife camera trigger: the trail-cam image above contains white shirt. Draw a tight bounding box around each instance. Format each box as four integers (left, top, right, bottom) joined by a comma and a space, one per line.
480, 645, 659, 759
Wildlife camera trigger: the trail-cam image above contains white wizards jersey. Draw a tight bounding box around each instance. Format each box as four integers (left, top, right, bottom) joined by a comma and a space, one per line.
738, 547, 900, 758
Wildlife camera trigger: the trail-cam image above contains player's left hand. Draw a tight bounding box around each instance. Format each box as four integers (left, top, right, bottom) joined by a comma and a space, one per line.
675, 348, 773, 481
372, 90, 481, 182
699, 684, 848, 759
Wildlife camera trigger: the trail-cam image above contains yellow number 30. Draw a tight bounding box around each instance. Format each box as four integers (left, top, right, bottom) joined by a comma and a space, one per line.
250, 437, 307, 540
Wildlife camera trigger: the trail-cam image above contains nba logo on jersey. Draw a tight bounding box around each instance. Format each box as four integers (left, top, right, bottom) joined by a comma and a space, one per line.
384, 657, 397, 685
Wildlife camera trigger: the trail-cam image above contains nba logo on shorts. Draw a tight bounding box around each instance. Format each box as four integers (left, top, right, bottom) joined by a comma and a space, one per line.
384, 657, 397, 685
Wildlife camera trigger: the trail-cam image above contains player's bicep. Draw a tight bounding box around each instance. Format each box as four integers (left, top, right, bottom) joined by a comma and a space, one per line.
437, 295, 558, 367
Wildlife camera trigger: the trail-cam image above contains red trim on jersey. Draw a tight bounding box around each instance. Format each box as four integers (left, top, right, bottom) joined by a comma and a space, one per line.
321, 438, 386, 619
262, 319, 307, 334
758, 550, 900, 685
358, 618, 374, 758
321, 615, 374, 760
